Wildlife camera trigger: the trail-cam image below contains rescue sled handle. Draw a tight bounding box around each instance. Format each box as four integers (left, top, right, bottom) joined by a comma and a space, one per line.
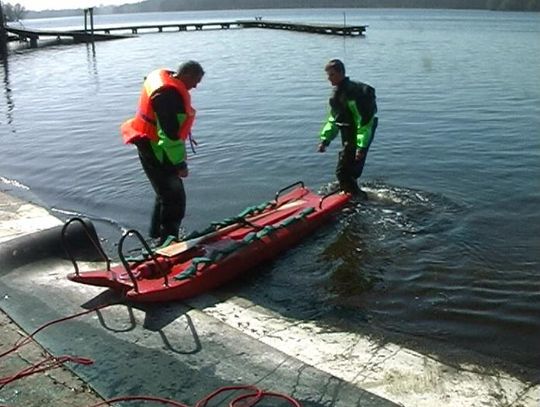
61, 217, 110, 277
274, 181, 305, 202
319, 189, 347, 209
118, 228, 170, 292
276, 180, 345, 210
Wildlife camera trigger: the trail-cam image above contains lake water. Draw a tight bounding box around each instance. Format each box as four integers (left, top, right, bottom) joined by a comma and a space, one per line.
1, 8, 539, 378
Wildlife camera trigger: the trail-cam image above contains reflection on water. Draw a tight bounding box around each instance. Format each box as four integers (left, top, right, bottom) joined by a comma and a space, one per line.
321, 183, 464, 300
0, 54, 14, 127
85, 42, 98, 79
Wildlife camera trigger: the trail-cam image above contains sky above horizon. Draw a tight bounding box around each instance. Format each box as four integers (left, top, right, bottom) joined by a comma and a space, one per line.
10, 1, 142, 12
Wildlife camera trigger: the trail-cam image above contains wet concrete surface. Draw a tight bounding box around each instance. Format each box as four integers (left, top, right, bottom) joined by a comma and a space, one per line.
0, 190, 539, 407
0, 312, 105, 407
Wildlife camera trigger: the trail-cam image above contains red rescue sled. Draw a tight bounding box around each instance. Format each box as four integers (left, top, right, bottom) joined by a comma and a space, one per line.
63, 182, 350, 302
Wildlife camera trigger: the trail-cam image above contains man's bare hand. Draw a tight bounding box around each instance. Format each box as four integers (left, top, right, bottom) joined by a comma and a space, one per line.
177, 167, 189, 178
355, 149, 365, 161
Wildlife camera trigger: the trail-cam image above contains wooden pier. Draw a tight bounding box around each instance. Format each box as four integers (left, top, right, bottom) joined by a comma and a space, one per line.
237, 20, 366, 36
93, 21, 242, 34
92, 19, 366, 36
3, 18, 366, 50
5, 26, 132, 48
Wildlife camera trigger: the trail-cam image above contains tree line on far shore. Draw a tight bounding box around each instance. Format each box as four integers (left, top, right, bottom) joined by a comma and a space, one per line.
107, 0, 540, 14
2, 2, 26, 21
4, 0, 539, 21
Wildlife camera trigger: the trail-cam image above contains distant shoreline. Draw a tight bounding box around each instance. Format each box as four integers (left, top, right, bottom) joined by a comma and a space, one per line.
24, 0, 540, 20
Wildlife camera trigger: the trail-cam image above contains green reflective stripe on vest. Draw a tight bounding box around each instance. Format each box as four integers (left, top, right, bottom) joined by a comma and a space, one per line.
158, 137, 186, 165
320, 113, 339, 144
149, 113, 187, 165
347, 100, 374, 149
176, 112, 187, 127
150, 134, 186, 165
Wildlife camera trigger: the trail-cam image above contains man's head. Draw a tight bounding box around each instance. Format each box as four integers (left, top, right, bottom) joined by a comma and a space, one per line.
176, 60, 205, 90
325, 59, 346, 86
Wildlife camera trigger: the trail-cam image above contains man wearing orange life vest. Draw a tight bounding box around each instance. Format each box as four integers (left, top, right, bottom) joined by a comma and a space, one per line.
121, 61, 204, 244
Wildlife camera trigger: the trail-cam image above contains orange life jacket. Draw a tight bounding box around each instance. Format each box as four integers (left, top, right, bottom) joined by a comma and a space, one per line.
121, 69, 196, 144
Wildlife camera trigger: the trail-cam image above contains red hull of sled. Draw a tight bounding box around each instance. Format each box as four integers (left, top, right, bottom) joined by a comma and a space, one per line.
67, 186, 350, 302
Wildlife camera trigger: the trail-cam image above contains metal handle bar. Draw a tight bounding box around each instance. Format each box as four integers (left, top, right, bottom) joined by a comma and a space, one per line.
117, 229, 169, 293
274, 181, 305, 203
319, 189, 343, 209
61, 217, 110, 276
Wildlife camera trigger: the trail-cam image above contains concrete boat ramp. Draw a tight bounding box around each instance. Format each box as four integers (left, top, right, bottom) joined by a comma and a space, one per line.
0, 190, 538, 406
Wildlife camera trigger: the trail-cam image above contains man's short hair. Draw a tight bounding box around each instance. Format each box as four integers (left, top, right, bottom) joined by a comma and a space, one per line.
177, 60, 205, 77
325, 59, 346, 75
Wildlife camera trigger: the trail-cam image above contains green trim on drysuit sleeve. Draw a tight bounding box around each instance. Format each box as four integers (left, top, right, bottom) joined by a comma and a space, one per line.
347, 100, 375, 149
151, 113, 187, 165
319, 113, 339, 145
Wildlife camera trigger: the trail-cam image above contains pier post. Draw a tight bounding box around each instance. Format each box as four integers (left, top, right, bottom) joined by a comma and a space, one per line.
83, 7, 95, 42
0, 1, 7, 56
89, 7, 94, 39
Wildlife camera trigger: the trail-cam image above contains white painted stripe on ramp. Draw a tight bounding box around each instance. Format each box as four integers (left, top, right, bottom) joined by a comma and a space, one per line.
187, 295, 540, 407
